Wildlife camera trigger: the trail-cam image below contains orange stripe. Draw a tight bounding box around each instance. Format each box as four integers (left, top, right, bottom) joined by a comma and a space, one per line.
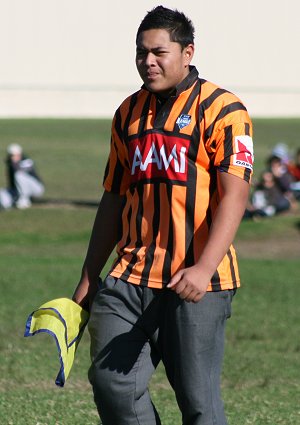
148, 183, 170, 285
170, 185, 187, 277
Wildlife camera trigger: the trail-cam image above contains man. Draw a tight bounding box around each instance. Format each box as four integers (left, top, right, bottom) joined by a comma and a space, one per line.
0, 144, 44, 210
73, 6, 253, 425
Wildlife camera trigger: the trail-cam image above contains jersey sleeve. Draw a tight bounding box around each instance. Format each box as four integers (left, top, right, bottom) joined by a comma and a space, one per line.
103, 110, 131, 195
208, 108, 254, 183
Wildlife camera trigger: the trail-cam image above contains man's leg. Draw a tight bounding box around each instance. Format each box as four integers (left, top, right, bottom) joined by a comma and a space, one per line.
160, 290, 234, 425
88, 276, 162, 425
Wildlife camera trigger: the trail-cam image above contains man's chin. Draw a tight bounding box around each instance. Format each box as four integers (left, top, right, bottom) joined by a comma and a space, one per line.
144, 83, 171, 97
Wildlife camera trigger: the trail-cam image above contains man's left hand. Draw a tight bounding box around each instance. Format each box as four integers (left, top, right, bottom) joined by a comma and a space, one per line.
167, 266, 210, 303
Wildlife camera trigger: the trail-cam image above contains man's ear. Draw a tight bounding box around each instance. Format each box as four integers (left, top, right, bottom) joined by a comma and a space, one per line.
184, 44, 194, 65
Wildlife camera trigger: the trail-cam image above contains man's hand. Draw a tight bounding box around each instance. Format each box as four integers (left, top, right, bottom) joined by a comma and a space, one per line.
167, 265, 210, 303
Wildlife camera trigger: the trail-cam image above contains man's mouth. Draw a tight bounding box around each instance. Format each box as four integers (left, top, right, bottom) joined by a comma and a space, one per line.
146, 72, 160, 80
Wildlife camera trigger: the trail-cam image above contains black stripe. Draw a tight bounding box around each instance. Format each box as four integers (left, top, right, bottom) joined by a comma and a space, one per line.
103, 158, 110, 184
115, 106, 130, 170
183, 86, 203, 268
184, 164, 196, 268
111, 197, 133, 271
153, 96, 177, 129
162, 184, 173, 285
124, 92, 139, 144
217, 101, 247, 120
129, 177, 188, 188
111, 147, 125, 193
190, 115, 201, 148
206, 164, 217, 229
123, 201, 133, 249
227, 248, 238, 289
199, 84, 228, 117
127, 128, 193, 143
172, 80, 201, 132
203, 165, 220, 289
245, 122, 250, 136
243, 167, 252, 183
138, 92, 152, 135
204, 102, 247, 141
243, 122, 252, 182
211, 270, 222, 291
103, 107, 123, 186
114, 107, 123, 144
119, 185, 144, 281
140, 182, 161, 285
219, 125, 234, 173
184, 104, 203, 266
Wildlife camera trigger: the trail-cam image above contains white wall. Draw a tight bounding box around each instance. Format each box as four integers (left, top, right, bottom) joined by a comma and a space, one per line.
1, 0, 299, 117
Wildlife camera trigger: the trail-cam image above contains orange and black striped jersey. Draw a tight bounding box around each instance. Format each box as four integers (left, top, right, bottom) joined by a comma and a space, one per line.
103, 66, 253, 290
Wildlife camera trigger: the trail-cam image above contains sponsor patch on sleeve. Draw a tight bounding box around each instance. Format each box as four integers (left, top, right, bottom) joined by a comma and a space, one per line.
233, 136, 254, 170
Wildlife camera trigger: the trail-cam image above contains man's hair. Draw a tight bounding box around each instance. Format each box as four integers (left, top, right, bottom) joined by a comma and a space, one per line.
136, 6, 195, 49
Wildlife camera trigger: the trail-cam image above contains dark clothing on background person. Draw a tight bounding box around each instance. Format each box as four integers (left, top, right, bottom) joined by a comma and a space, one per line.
6, 154, 43, 201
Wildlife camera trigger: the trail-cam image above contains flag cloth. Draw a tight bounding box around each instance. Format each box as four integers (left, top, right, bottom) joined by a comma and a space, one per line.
24, 298, 89, 387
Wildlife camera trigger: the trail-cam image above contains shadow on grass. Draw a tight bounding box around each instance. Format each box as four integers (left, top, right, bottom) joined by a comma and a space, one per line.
33, 197, 99, 209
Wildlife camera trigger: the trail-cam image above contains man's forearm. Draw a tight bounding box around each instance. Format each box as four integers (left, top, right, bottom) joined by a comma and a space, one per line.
167, 172, 250, 302
195, 189, 247, 279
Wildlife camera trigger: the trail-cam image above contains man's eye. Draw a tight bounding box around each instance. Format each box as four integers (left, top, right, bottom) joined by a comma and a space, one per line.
136, 50, 147, 57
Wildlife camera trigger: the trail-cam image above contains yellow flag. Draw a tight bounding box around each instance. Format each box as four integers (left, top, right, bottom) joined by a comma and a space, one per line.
24, 298, 89, 387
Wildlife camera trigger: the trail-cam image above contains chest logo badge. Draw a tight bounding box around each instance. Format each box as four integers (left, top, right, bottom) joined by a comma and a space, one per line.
176, 114, 191, 130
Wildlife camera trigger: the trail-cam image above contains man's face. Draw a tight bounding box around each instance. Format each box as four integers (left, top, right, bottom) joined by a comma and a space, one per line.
136, 29, 194, 96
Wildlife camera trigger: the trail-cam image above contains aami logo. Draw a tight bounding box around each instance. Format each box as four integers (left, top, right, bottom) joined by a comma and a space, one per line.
233, 136, 254, 170
129, 133, 190, 182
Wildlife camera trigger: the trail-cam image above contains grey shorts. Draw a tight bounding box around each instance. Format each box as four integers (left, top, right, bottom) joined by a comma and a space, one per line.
88, 276, 234, 425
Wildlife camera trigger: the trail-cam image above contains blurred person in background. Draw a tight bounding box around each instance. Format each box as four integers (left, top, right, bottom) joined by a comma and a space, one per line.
245, 169, 292, 218
244, 145, 298, 219
288, 147, 300, 200
271, 142, 290, 166
267, 154, 294, 195
0, 144, 45, 210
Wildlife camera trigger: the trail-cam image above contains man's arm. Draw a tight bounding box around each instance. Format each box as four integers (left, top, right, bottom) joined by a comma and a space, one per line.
167, 171, 249, 302
72, 190, 125, 310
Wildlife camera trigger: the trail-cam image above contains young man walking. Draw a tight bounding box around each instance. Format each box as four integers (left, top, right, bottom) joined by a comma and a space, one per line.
73, 6, 253, 424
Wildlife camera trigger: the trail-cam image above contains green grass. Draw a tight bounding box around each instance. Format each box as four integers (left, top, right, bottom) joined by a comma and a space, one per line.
251, 118, 300, 177
237, 213, 300, 240
0, 119, 111, 200
0, 118, 300, 424
1, 117, 300, 195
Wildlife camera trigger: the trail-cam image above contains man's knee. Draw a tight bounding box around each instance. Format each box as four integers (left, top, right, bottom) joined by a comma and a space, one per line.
89, 363, 132, 411
89, 365, 137, 424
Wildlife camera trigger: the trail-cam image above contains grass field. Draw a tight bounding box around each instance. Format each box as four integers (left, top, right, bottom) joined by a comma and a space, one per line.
0, 119, 300, 424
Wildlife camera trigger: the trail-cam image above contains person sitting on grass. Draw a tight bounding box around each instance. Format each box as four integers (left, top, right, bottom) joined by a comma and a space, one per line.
0, 144, 45, 210
246, 170, 292, 218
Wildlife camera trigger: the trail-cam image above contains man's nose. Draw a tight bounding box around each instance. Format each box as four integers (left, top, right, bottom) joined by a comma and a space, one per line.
145, 52, 156, 66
